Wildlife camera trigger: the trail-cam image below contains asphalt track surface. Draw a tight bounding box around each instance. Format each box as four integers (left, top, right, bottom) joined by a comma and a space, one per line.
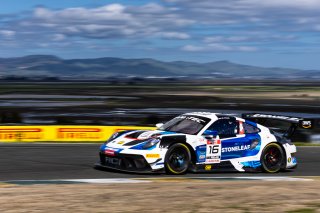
0, 143, 319, 181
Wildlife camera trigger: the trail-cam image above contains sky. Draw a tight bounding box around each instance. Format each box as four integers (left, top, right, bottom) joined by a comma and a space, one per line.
1, 0, 320, 69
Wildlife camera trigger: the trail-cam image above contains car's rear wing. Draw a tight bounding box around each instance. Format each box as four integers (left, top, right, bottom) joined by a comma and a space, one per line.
242, 113, 314, 138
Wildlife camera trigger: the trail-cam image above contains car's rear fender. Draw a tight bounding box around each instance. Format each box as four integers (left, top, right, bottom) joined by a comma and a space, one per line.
266, 142, 288, 169
278, 141, 297, 169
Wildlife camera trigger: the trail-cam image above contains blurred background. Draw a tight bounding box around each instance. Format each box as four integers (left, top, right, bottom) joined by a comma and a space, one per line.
0, 0, 319, 143
0, 76, 319, 142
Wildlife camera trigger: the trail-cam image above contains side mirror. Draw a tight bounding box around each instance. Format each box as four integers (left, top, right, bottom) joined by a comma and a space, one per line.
203, 130, 218, 140
156, 123, 164, 128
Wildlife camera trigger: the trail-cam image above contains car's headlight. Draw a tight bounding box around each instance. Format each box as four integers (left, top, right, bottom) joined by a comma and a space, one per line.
143, 138, 160, 149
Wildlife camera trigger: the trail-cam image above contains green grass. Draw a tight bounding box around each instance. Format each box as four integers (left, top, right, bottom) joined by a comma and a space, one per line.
287, 208, 316, 213
294, 142, 320, 146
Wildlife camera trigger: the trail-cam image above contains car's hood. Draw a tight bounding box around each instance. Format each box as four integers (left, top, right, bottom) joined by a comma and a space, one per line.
101, 130, 183, 150
130, 130, 179, 140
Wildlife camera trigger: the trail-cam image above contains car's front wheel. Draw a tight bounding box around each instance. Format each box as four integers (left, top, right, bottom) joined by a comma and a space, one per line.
261, 143, 285, 173
164, 143, 191, 175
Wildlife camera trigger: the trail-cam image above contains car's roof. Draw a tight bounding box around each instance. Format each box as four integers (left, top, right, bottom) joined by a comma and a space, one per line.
184, 112, 236, 120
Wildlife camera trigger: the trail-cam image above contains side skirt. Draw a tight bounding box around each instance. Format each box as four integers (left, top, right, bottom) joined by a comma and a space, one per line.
189, 161, 239, 173
189, 161, 263, 173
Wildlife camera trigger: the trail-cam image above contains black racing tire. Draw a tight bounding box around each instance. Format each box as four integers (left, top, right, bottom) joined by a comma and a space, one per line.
164, 143, 191, 175
261, 143, 285, 173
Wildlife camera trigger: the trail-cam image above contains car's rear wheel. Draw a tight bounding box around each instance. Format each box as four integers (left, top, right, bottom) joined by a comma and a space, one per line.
165, 143, 191, 175
261, 143, 284, 173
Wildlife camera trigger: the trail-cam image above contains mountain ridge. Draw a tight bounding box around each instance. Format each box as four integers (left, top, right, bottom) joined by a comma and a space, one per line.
0, 55, 319, 80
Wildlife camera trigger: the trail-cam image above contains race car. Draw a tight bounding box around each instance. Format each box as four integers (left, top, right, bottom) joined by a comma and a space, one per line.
95, 112, 312, 174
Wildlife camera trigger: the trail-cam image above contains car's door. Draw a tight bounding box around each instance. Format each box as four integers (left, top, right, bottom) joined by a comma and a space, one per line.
205, 118, 259, 160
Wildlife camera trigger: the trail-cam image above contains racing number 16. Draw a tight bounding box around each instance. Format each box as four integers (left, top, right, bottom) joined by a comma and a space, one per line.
208, 145, 219, 154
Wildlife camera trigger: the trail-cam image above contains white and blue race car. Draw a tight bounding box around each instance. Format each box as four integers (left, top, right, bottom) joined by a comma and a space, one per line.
96, 112, 312, 174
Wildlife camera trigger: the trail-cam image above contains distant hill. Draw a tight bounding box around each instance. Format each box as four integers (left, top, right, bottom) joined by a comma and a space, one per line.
0, 55, 319, 80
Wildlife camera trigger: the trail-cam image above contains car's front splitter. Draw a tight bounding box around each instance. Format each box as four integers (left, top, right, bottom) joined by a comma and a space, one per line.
96, 152, 164, 174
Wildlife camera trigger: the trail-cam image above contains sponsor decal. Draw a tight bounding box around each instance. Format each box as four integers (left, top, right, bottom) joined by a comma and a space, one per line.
117, 141, 125, 145
205, 165, 212, 170
250, 114, 300, 122
176, 116, 206, 124
207, 137, 221, 145
139, 131, 154, 138
218, 117, 233, 120
288, 157, 292, 163
250, 139, 260, 150
206, 156, 220, 163
104, 149, 115, 156
196, 146, 207, 163
222, 145, 251, 153
190, 112, 212, 115
105, 157, 121, 165
0, 128, 43, 140
301, 120, 312, 129
57, 128, 102, 139
0, 125, 155, 142
146, 154, 160, 158
292, 157, 297, 164
199, 155, 206, 160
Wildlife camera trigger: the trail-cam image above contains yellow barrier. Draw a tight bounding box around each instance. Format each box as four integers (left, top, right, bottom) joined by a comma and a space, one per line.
0, 126, 156, 142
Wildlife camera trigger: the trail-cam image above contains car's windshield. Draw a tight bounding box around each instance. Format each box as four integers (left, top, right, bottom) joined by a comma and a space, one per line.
159, 115, 211, 135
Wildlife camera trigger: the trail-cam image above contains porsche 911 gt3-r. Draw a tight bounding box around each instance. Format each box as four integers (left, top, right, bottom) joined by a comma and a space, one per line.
95, 112, 312, 174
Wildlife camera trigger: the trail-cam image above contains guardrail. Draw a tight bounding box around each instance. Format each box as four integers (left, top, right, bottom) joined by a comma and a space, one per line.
0, 125, 155, 142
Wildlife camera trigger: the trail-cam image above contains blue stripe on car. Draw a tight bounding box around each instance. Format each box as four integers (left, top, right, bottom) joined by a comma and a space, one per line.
100, 144, 124, 153
129, 141, 157, 150
221, 133, 261, 160
241, 160, 261, 168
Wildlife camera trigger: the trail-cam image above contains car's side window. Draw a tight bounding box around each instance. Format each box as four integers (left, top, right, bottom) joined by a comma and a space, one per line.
206, 119, 238, 138
243, 122, 260, 134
